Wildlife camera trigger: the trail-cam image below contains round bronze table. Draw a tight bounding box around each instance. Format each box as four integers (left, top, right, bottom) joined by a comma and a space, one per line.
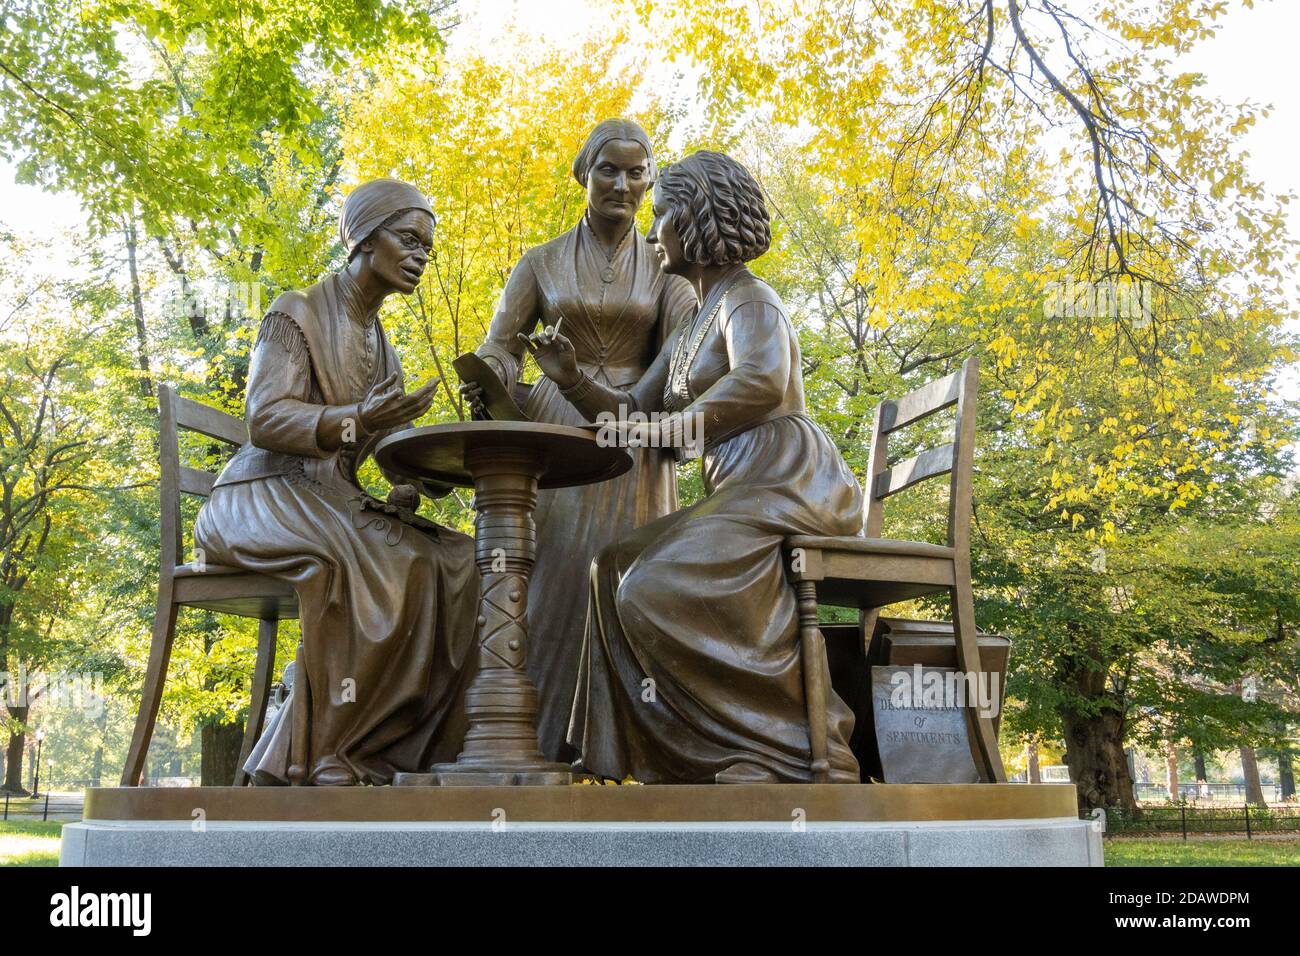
375, 421, 631, 785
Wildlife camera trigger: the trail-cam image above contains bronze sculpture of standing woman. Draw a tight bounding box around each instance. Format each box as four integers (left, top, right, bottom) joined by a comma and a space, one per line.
460, 119, 696, 762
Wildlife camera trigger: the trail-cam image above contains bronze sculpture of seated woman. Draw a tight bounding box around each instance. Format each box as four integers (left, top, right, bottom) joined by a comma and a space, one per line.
195, 179, 479, 786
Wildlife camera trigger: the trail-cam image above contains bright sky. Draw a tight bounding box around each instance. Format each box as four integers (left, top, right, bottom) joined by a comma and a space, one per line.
2, 0, 1297, 401
1176, 0, 1300, 411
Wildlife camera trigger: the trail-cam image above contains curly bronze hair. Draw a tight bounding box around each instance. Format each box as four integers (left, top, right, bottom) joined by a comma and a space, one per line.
655, 150, 771, 265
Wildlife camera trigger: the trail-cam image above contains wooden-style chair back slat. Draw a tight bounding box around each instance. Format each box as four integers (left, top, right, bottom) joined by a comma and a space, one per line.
874, 441, 956, 499
862, 357, 979, 552
173, 391, 249, 446
158, 385, 248, 574
179, 466, 217, 496
878, 367, 963, 434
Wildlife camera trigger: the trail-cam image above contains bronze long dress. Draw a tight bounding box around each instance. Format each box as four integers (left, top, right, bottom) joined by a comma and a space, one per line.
475, 217, 696, 760
194, 271, 480, 786
561, 266, 863, 783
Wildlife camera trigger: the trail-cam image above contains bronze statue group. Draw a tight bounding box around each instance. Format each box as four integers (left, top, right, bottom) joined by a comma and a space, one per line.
198, 120, 864, 787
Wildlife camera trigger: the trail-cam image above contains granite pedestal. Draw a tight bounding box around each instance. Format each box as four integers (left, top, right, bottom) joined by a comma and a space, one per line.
61, 783, 1102, 867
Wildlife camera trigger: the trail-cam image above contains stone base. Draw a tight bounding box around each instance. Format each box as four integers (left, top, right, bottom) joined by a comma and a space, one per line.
61, 817, 1101, 867
64, 783, 1100, 867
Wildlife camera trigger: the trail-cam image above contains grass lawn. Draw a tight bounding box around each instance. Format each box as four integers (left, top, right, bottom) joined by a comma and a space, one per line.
1105, 836, 1300, 866
0, 820, 63, 867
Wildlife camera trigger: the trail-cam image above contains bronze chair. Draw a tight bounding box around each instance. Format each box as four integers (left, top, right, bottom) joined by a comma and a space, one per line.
121, 386, 298, 787
785, 357, 1006, 783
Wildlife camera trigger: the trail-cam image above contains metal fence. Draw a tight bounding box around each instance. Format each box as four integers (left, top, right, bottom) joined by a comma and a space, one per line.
1097, 803, 1300, 839
1, 792, 84, 822
1134, 782, 1285, 803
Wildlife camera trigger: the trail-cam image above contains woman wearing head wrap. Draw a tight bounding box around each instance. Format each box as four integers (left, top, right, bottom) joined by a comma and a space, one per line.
459, 119, 696, 763
522, 151, 863, 784
194, 178, 480, 786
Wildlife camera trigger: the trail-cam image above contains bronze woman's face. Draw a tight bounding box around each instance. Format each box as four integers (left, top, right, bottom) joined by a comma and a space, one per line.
646, 182, 687, 276
361, 208, 434, 295
586, 139, 651, 224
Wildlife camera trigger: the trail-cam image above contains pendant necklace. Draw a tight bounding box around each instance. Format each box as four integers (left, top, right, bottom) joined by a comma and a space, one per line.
595, 220, 632, 283
664, 267, 745, 411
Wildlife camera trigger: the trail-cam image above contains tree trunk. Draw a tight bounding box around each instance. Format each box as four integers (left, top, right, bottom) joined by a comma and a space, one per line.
124, 220, 154, 398
1279, 745, 1295, 800
1061, 707, 1136, 811
1026, 737, 1041, 784
200, 719, 246, 786
90, 709, 106, 787
2, 722, 27, 794
1056, 643, 1135, 812
1165, 737, 1179, 802
155, 237, 211, 342
1193, 749, 1208, 783
198, 618, 245, 785
1239, 744, 1266, 806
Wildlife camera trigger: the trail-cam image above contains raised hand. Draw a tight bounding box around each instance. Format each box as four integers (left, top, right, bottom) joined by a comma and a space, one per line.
358, 372, 439, 433
518, 325, 580, 389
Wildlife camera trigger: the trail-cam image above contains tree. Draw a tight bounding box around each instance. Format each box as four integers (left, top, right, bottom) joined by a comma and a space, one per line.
0, 228, 144, 791
637, 0, 1296, 530
0, 0, 449, 238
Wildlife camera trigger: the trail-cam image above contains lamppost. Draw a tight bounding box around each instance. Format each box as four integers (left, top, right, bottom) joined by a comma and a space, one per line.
31, 730, 45, 798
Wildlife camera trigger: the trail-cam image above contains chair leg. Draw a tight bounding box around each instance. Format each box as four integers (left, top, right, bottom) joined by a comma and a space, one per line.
287, 639, 311, 786
234, 617, 278, 787
859, 607, 881, 659
120, 583, 179, 786
796, 580, 832, 783
951, 567, 1006, 783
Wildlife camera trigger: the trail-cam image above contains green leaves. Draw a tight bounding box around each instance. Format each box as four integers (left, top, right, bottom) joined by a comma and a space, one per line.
0, 0, 441, 239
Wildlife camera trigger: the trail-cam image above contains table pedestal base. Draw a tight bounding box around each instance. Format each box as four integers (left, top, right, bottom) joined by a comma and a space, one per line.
374, 423, 635, 789
422, 446, 573, 786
